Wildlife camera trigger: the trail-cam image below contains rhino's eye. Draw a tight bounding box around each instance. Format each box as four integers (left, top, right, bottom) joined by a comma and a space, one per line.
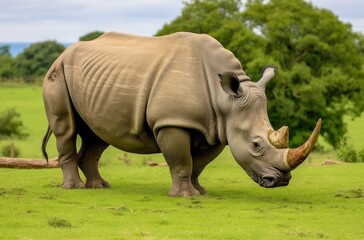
250, 140, 264, 156
252, 142, 260, 149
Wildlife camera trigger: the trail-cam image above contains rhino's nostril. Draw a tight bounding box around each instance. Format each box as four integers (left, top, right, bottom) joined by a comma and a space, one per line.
261, 176, 276, 188
263, 176, 275, 182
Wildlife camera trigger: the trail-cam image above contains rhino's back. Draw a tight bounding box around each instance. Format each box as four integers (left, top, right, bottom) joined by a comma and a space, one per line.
58, 32, 244, 152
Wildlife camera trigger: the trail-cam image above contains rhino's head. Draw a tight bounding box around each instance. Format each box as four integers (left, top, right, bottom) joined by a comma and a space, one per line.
218, 66, 321, 188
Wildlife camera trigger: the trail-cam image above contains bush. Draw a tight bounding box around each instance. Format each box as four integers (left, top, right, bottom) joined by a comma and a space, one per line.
0, 108, 28, 139
336, 137, 364, 163
358, 149, 364, 162
1, 143, 20, 157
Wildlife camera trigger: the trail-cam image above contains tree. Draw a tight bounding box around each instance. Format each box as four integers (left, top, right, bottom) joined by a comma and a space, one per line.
0, 45, 11, 56
156, 0, 265, 65
13, 41, 65, 81
0, 45, 15, 79
155, 0, 269, 77
79, 31, 104, 41
157, 0, 241, 35
242, 0, 364, 147
156, 0, 364, 147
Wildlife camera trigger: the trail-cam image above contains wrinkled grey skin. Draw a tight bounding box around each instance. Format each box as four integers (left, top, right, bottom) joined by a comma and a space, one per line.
42, 32, 319, 196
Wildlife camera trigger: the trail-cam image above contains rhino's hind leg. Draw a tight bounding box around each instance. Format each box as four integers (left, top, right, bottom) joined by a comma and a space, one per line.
61, 152, 86, 189
43, 78, 85, 189
77, 125, 110, 188
157, 127, 200, 197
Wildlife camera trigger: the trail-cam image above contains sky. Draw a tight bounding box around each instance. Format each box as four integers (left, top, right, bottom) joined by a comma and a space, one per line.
1, 0, 363, 43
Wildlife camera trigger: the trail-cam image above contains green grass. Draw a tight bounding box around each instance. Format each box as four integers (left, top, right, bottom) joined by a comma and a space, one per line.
0, 85, 364, 239
346, 115, 364, 150
0, 158, 363, 239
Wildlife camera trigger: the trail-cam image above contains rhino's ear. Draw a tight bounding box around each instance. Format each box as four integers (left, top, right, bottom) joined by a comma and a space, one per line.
257, 66, 277, 90
218, 72, 243, 97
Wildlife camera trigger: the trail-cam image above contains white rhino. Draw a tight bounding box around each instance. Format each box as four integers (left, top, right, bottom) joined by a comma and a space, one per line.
42, 32, 321, 196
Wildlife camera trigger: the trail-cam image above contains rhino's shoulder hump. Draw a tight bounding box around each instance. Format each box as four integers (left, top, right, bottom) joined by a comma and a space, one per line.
92, 31, 220, 48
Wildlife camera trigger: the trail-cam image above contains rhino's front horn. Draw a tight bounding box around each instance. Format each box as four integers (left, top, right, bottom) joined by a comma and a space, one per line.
285, 119, 322, 169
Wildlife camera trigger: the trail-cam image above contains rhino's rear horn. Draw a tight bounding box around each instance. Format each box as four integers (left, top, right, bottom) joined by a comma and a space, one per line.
268, 126, 289, 149
285, 119, 322, 169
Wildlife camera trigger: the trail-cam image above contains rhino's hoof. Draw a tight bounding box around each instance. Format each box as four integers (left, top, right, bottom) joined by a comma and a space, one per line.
169, 190, 201, 197
62, 181, 86, 189
192, 183, 207, 195
196, 187, 207, 195
86, 179, 111, 189
168, 186, 201, 197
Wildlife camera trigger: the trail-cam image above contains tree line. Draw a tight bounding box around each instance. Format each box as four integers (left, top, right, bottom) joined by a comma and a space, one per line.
1, 0, 364, 149
0, 31, 104, 83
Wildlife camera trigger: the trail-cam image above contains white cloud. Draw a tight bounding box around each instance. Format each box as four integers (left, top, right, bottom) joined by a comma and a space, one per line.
0, 0, 363, 42
0, 0, 183, 42
310, 0, 364, 19
309, 0, 364, 34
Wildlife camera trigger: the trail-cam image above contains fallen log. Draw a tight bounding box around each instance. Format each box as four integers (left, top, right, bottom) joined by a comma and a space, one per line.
0, 157, 59, 169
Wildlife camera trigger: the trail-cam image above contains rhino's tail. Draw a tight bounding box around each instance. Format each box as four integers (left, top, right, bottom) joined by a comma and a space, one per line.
41, 126, 53, 162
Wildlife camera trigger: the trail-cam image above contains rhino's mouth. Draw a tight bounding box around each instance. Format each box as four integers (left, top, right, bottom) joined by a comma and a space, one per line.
258, 174, 292, 188
243, 168, 292, 188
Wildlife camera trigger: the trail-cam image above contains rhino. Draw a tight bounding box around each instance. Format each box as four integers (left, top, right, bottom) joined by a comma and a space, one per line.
42, 32, 321, 196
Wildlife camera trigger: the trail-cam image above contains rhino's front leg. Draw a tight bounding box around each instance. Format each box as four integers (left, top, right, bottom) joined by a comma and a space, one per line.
192, 144, 225, 194
157, 127, 200, 197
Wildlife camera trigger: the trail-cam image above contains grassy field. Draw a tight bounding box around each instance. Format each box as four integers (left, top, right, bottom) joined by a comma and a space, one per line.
0, 85, 363, 239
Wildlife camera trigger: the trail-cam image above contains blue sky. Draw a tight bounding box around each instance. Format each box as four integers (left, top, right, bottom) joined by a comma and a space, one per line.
1, 0, 363, 43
